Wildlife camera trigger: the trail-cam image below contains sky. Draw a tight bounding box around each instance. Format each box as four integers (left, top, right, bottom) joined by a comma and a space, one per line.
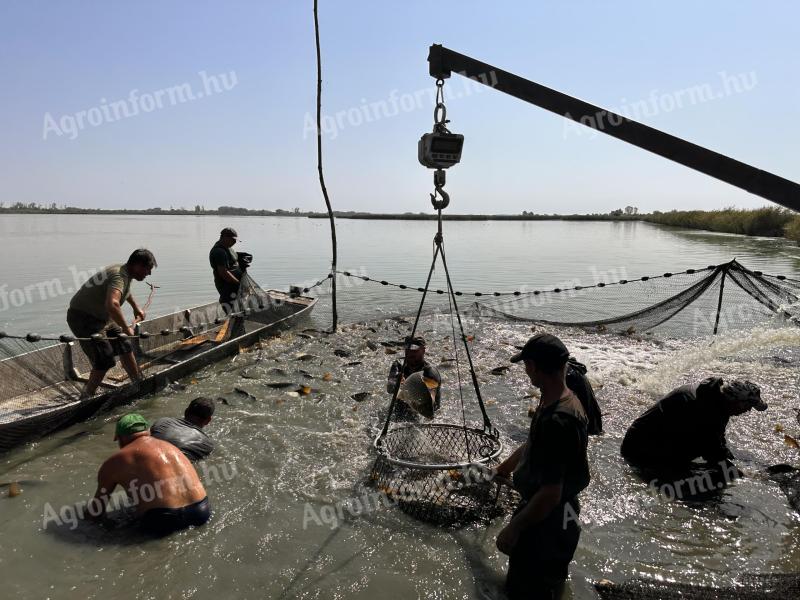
0, 1, 798, 214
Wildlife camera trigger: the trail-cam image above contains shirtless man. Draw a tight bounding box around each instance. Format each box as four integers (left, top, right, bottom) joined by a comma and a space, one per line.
90, 413, 211, 536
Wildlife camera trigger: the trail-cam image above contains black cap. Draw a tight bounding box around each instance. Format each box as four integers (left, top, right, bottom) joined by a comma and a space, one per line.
510, 333, 569, 367
220, 227, 238, 238
405, 335, 426, 350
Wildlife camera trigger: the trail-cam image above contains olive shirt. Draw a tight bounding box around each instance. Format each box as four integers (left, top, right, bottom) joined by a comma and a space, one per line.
68, 264, 132, 322
513, 392, 590, 503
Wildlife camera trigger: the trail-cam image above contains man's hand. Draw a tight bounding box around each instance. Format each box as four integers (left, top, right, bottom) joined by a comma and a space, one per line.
124, 326, 136, 337
133, 306, 146, 322
496, 522, 521, 555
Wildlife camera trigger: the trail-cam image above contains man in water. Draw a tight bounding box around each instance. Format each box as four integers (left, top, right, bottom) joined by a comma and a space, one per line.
494, 333, 590, 599
621, 378, 766, 478
89, 413, 211, 536
386, 335, 442, 418
150, 397, 216, 462
67, 249, 157, 397
566, 356, 603, 435
209, 227, 242, 312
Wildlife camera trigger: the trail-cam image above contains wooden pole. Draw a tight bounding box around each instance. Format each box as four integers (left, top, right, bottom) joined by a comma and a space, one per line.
314, 0, 338, 331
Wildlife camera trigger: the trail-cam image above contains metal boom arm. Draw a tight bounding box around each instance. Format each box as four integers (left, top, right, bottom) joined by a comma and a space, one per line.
428, 44, 800, 212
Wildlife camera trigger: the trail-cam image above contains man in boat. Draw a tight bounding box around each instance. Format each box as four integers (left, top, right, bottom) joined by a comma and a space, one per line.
621, 378, 766, 483
209, 227, 243, 313
386, 335, 441, 419
66, 249, 157, 397
89, 413, 211, 536
494, 333, 590, 599
150, 397, 215, 462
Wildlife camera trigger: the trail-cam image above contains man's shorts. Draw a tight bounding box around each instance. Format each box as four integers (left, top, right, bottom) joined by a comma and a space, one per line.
66, 308, 133, 371
140, 496, 212, 536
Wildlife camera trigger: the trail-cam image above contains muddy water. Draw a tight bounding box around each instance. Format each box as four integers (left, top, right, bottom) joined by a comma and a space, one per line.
1, 314, 799, 599
1, 215, 800, 599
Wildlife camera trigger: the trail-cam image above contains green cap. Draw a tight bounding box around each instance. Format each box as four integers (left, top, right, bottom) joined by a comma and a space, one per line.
114, 413, 149, 439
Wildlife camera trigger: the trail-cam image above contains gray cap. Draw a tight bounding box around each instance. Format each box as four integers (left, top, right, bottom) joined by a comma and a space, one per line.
220, 227, 238, 239
721, 380, 767, 411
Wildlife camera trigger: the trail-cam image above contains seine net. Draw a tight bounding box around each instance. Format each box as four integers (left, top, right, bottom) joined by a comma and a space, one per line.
473, 260, 800, 337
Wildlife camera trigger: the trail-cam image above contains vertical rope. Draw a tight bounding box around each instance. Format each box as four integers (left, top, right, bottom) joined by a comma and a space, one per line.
713, 265, 728, 335
314, 0, 338, 332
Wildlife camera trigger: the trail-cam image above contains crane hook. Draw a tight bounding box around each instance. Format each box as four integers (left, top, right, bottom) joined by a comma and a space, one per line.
430, 186, 450, 210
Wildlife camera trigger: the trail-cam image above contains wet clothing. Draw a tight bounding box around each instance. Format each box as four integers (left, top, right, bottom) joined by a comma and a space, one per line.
69, 264, 132, 321
150, 417, 214, 462
387, 359, 442, 419
66, 308, 133, 371
621, 377, 732, 469
209, 241, 241, 305
566, 357, 603, 435
140, 496, 211, 537
509, 392, 590, 596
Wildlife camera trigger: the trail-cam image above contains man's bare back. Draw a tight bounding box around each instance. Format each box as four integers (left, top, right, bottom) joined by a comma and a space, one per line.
95, 432, 206, 514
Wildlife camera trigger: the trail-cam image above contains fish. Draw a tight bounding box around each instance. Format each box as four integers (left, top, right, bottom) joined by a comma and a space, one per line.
490, 366, 509, 376
239, 368, 262, 380
265, 382, 296, 389
345, 361, 362, 367
296, 333, 314, 340
776, 423, 785, 433
7, 482, 21, 497
217, 396, 230, 406
785, 434, 800, 449
334, 348, 352, 357
297, 369, 315, 379
322, 372, 333, 381
286, 391, 300, 398
297, 385, 313, 395
366, 340, 379, 351
268, 368, 288, 376
384, 348, 398, 355
168, 381, 187, 391
294, 353, 318, 362
234, 387, 257, 400
351, 392, 371, 402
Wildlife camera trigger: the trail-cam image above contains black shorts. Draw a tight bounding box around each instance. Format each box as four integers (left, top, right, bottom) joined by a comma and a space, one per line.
66, 308, 133, 371
506, 500, 581, 600
140, 496, 211, 536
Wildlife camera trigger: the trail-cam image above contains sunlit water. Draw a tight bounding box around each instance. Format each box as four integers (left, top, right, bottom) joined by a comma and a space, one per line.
1, 215, 800, 599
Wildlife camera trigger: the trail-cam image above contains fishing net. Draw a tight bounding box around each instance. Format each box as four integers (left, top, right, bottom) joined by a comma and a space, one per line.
594, 573, 800, 600
371, 423, 517, 525
0, 272, 296, 452
473, 260, 800, 337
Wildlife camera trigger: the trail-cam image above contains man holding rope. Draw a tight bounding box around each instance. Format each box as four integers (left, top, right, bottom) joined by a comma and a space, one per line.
66, 249, 157, 397
209, 227, 243, 313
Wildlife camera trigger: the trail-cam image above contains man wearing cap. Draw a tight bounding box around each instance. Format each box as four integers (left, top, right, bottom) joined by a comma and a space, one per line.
494, 333, 590, 599
209, 227, 243, 311
67, 249, 157, 397
386, 335, 442, 419
150, 397, 216, 462
621, 378, 766, 476
89, 413, 211, 536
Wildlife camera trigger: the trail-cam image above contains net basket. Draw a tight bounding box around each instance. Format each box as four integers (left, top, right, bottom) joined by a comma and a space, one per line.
371, 423, 519, 525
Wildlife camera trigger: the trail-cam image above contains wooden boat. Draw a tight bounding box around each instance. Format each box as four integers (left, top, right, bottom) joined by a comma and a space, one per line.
0, 290, 316, 453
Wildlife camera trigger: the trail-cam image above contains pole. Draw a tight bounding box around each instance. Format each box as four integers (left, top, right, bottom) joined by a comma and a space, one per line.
314, 0, 338, 331
713, 266, 728, 335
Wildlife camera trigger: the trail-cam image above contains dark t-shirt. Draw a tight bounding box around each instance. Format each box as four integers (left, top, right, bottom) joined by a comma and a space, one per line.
566, 357, 603, 435
209, 241, 241, 298
621, 377, 731, 467
150, 417, 214, 462
513, 393, 590, 504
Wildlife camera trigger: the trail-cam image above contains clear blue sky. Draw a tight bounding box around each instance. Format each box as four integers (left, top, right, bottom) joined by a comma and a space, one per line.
1, 1, 798, 214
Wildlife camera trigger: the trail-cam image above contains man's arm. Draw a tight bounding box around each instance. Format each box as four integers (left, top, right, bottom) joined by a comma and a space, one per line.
105, 288, 134, 336
216, 265, 240, 285
88, 458, 119, 520
127, 295, 145, 322
495, 443, 525, 479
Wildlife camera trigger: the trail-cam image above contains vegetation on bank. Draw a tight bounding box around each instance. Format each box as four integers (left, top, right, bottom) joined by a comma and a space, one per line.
641, 207, 800, 242
2, 202, 798, 243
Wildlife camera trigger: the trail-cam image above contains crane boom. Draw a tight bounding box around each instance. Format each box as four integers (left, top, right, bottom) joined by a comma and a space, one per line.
428, 44, 800, 212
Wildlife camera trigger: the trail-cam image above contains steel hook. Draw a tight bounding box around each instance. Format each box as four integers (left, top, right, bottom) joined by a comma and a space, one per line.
430, 186, 450, 210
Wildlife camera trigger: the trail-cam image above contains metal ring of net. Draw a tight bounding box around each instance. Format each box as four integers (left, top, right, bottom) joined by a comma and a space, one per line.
371, 423, 519, 525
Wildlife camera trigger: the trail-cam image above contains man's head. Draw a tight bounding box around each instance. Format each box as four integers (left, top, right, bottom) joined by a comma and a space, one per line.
219, 227, 238, 248
126, 249, 157, 281
721, 380, 766, 416
404, 335, 426, 366
511, 333, 570, 388
185, 396, 215, 428
114, 413, 150, 447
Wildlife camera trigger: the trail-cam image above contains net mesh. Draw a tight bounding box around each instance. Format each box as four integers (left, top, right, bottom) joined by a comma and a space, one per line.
473, 261, 800, 336
370, 424, 517, 525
